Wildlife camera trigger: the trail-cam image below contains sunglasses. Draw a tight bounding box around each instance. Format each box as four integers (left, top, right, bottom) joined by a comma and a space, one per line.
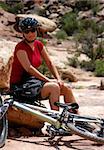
23, 28, 37, 34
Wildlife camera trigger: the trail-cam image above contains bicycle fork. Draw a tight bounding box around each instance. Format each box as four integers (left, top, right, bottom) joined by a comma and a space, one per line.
0, 99, 13, 119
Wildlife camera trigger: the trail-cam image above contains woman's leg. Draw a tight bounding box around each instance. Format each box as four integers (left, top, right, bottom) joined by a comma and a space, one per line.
60, 83, 76, 104
41, 82, 60, 110
60, 84, 78, 113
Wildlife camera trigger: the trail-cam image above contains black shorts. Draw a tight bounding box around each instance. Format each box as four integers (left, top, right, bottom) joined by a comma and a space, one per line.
10, 76, 46, 104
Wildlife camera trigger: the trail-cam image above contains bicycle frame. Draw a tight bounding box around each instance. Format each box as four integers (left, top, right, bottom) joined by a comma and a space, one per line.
68, 113, 104, 124
13, 101, 61, 128
1, 95, 103, 129
12, 101, 103, 129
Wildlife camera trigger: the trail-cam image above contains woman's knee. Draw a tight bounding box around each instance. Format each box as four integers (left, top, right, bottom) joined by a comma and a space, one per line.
41, 82, 60, 98
49, 82, 60, 92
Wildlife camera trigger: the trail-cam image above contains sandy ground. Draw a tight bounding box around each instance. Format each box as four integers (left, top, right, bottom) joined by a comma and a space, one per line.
2, 136, 104, 150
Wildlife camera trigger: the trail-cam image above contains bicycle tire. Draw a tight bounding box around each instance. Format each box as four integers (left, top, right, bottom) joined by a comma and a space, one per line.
67, 123, 104, 144
0, 98, 8, 148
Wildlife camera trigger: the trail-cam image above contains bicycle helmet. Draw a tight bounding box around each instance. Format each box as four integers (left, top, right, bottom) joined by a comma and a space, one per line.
19, 17, 39, 32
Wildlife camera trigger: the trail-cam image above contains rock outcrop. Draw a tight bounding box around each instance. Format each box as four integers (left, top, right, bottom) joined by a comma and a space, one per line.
16, 14, 57, 33
0, 39, 16, 88
8, 106, 44, 129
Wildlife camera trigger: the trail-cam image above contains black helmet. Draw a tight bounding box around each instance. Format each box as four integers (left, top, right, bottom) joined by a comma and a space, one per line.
19, 17, 39, 32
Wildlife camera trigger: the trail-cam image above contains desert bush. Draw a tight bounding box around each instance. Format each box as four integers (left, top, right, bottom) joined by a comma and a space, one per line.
75, 0, 99, 12
37, 37, 47, 46
61, 12, 78, 36
55, 30, 68, 40
94, 60, 104, 77
80, 60, 95, 71
78, 19, 104, 35
0, 1, 10, 11
75, 29, 97, 60
0, 1, 24, 14
37, 38, 51, 76
94, 41, 104, 60
60, 10, 103, 38
7, 3, 24, 14
74, 30, 104, 72
38, 60, 50, 76
68, 56, 79, 68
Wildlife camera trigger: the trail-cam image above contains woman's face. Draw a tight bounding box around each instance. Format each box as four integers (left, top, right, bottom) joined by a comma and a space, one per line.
23, 28, 37, 42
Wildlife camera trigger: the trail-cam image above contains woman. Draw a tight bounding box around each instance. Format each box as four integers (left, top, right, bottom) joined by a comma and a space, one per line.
10, 17, 78, 112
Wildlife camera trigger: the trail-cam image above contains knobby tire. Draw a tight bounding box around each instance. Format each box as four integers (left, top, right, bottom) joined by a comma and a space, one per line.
0, 98, 8, 148
67, 123, 104, 144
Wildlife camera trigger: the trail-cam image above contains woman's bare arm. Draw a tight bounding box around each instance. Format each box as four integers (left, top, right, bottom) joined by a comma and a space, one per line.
41, 46, 61, 80
17, 50, 50, 82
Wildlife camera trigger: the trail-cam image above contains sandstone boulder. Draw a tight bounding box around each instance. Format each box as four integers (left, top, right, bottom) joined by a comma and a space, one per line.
16, 14, 57, 32
8, 106, 44, 129
60, 68, 78, 82
0, 39, 16, 88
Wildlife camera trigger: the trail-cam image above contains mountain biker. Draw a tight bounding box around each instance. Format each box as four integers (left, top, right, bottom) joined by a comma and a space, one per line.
10, 17, 78, 112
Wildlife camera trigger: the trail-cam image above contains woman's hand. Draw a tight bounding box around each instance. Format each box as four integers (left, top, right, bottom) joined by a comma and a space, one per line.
48, 79, 58, 82
48, 79, 64, 88
57, 79, 64, 88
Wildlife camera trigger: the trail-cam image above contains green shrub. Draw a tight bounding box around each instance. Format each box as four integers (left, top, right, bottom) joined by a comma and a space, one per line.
97, 22, 104, 34
78, 19, 104, 35
37, 38, 51, 76
94, 60, 104, 77
55, 30, 68, 40
75, 0, 99, 11
0, 2, 10, 11
92, 3, 100, 15
37, 37, 47, 46
80, 60, 95, 71
0, 1, 24, 14
61, 12, 78, 36
75, 30, 97, 60
38, 60, 50, 76
7, 3, 24, 14
68, 56, 79, 68
94, 42, 104, 60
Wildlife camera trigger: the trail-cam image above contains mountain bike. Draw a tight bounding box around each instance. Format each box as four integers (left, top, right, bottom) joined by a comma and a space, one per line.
0, 89, 104, 148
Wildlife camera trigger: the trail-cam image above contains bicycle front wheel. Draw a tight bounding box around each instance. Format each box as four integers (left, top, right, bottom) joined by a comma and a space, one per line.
0, 98, 8, 148
67, 123, 104, 144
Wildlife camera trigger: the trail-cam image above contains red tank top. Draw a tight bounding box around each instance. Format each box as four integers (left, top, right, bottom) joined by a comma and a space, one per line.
10, 40, 43, 84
